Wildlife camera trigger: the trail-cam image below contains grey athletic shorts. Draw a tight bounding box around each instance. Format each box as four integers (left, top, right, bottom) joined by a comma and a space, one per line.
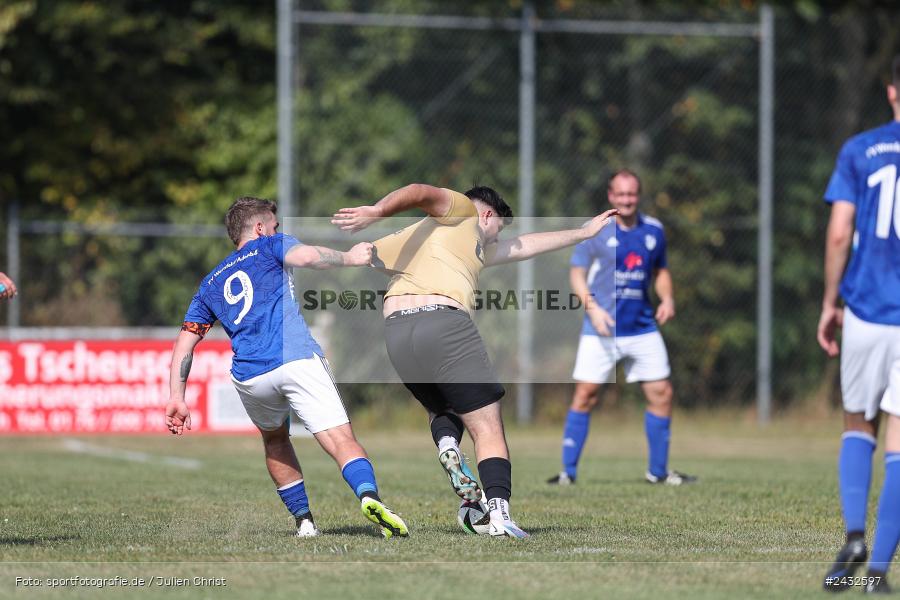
384, 305, 505, 415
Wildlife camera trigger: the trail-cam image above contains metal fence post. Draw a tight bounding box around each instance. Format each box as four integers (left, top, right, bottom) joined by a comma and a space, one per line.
517, 1, 536, 424
7, 200, 21, 328
278, 0, 295, 219
757, 4, 775, 424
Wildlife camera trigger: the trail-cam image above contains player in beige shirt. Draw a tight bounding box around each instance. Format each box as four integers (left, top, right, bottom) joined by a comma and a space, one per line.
333, 184, 615, 538
368, 187, 493, 312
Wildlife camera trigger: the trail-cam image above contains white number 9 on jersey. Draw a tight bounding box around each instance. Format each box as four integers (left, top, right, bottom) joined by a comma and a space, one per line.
224, 270, 254, 324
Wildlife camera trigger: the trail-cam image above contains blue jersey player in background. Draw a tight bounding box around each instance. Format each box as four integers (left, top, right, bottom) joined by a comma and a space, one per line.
820, 57, 900, 593
548, 169, 695, 486
164, 197, 408, 539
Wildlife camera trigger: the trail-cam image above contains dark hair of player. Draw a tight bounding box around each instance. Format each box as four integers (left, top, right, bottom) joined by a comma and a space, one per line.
607, 168, 642, 193
464, 186, 514, 225
225, 197, 277, 246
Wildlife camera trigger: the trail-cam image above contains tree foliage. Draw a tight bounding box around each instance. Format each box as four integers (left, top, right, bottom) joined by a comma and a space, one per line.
2, 1, 898, 408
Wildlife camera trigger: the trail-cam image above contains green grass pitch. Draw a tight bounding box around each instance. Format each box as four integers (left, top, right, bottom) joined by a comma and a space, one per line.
0, 414, 874, 598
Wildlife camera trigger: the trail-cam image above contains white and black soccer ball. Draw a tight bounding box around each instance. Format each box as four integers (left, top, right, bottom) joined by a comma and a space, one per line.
457, 497, 490, 535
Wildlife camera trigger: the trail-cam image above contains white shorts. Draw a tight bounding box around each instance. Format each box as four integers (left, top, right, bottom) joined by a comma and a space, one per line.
841, 307, 900, 420
231, 355, 349, 434
572, 331, 671, 384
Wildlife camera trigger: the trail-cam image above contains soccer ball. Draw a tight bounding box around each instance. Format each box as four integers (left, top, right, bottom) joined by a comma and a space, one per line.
457, 497, 490, 535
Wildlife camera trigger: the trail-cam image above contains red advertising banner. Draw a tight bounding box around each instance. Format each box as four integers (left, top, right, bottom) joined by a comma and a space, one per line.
0, 340, 256, 434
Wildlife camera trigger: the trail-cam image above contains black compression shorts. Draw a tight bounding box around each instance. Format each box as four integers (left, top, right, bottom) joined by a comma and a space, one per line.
384, 306, 505, 414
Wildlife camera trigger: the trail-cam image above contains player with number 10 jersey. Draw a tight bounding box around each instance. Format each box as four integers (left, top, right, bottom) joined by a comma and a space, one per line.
825, 131, 900, 326
819, 56, 900, 592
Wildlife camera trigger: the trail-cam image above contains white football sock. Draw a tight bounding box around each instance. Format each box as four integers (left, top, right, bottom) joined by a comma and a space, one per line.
437, 436, 458, 454
487, 497, 512, 523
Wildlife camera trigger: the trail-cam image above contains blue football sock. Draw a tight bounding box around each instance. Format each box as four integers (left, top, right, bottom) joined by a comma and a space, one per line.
870, 454, 900, 573
277, 479, 310, 517
645, 411, 671, 479
561, 410, 591, 479
839, 432, 876, 535
341, 457, 379, 500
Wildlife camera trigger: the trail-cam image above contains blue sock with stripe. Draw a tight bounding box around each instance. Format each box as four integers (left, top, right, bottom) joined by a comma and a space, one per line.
645, 411, 671, 479
839, 432, 876, 536
277, 479, 310, 517
561, 410, 590, 479
342, 457, 379, 500
870, 454, 900, 573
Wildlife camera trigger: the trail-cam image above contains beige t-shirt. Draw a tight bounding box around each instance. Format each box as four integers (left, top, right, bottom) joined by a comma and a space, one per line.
372, 189, 494, 312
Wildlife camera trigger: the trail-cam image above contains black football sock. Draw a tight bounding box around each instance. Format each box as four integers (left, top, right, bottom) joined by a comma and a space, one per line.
360, 490, 381, 502
430, 413, 464, 446
846, 530, 865, 544
478, 457, 511, 502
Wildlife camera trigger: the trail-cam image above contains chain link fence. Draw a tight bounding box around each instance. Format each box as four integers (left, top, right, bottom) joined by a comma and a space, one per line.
289, 1, 763, 417
4, 2, 899, 421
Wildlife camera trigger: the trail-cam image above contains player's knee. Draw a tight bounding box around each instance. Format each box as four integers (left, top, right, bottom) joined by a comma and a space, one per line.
259, 423, 291, 446
645, 381, 673, 410
262, 433, 290, 450
651, 396, 672, 414
844, 412, 877, 436
315, 424, 363, 456
571, 396, 597, 412
571, 387, 599, 411
467, 421, 505, 449
466, 423, 490, 443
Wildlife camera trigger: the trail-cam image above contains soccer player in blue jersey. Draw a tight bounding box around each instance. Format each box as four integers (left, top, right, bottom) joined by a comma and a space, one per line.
547, 169, 695, 486
164, 197, 409, 539
820, 57, 900, 593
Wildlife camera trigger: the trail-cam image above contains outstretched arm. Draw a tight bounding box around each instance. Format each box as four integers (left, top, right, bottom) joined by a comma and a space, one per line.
817, 201, 855, 357
485, 210, 617, 266
284, 242, 373, 269
165, 329, 203, 435
331, 184, 452, 233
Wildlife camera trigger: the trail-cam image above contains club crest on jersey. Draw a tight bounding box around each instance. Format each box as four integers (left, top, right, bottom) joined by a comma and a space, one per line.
645, 235, 657, 251
623, 251, 643, 270
606, 237, 619, 247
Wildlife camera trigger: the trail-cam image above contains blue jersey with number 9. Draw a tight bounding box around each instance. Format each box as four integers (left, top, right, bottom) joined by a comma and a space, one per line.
183, 233, 323, 381
824, 121, 900, 325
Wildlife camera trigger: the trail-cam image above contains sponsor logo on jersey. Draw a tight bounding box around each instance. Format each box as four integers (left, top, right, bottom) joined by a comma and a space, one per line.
208, 249, 259, 284
865, 141, 900, 158
615, 270, 646, 284
623, 251, 643, 270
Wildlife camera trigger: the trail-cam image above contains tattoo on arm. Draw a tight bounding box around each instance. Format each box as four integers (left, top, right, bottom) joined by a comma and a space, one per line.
311, 247, 344, 268
180, 353, 193, 382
